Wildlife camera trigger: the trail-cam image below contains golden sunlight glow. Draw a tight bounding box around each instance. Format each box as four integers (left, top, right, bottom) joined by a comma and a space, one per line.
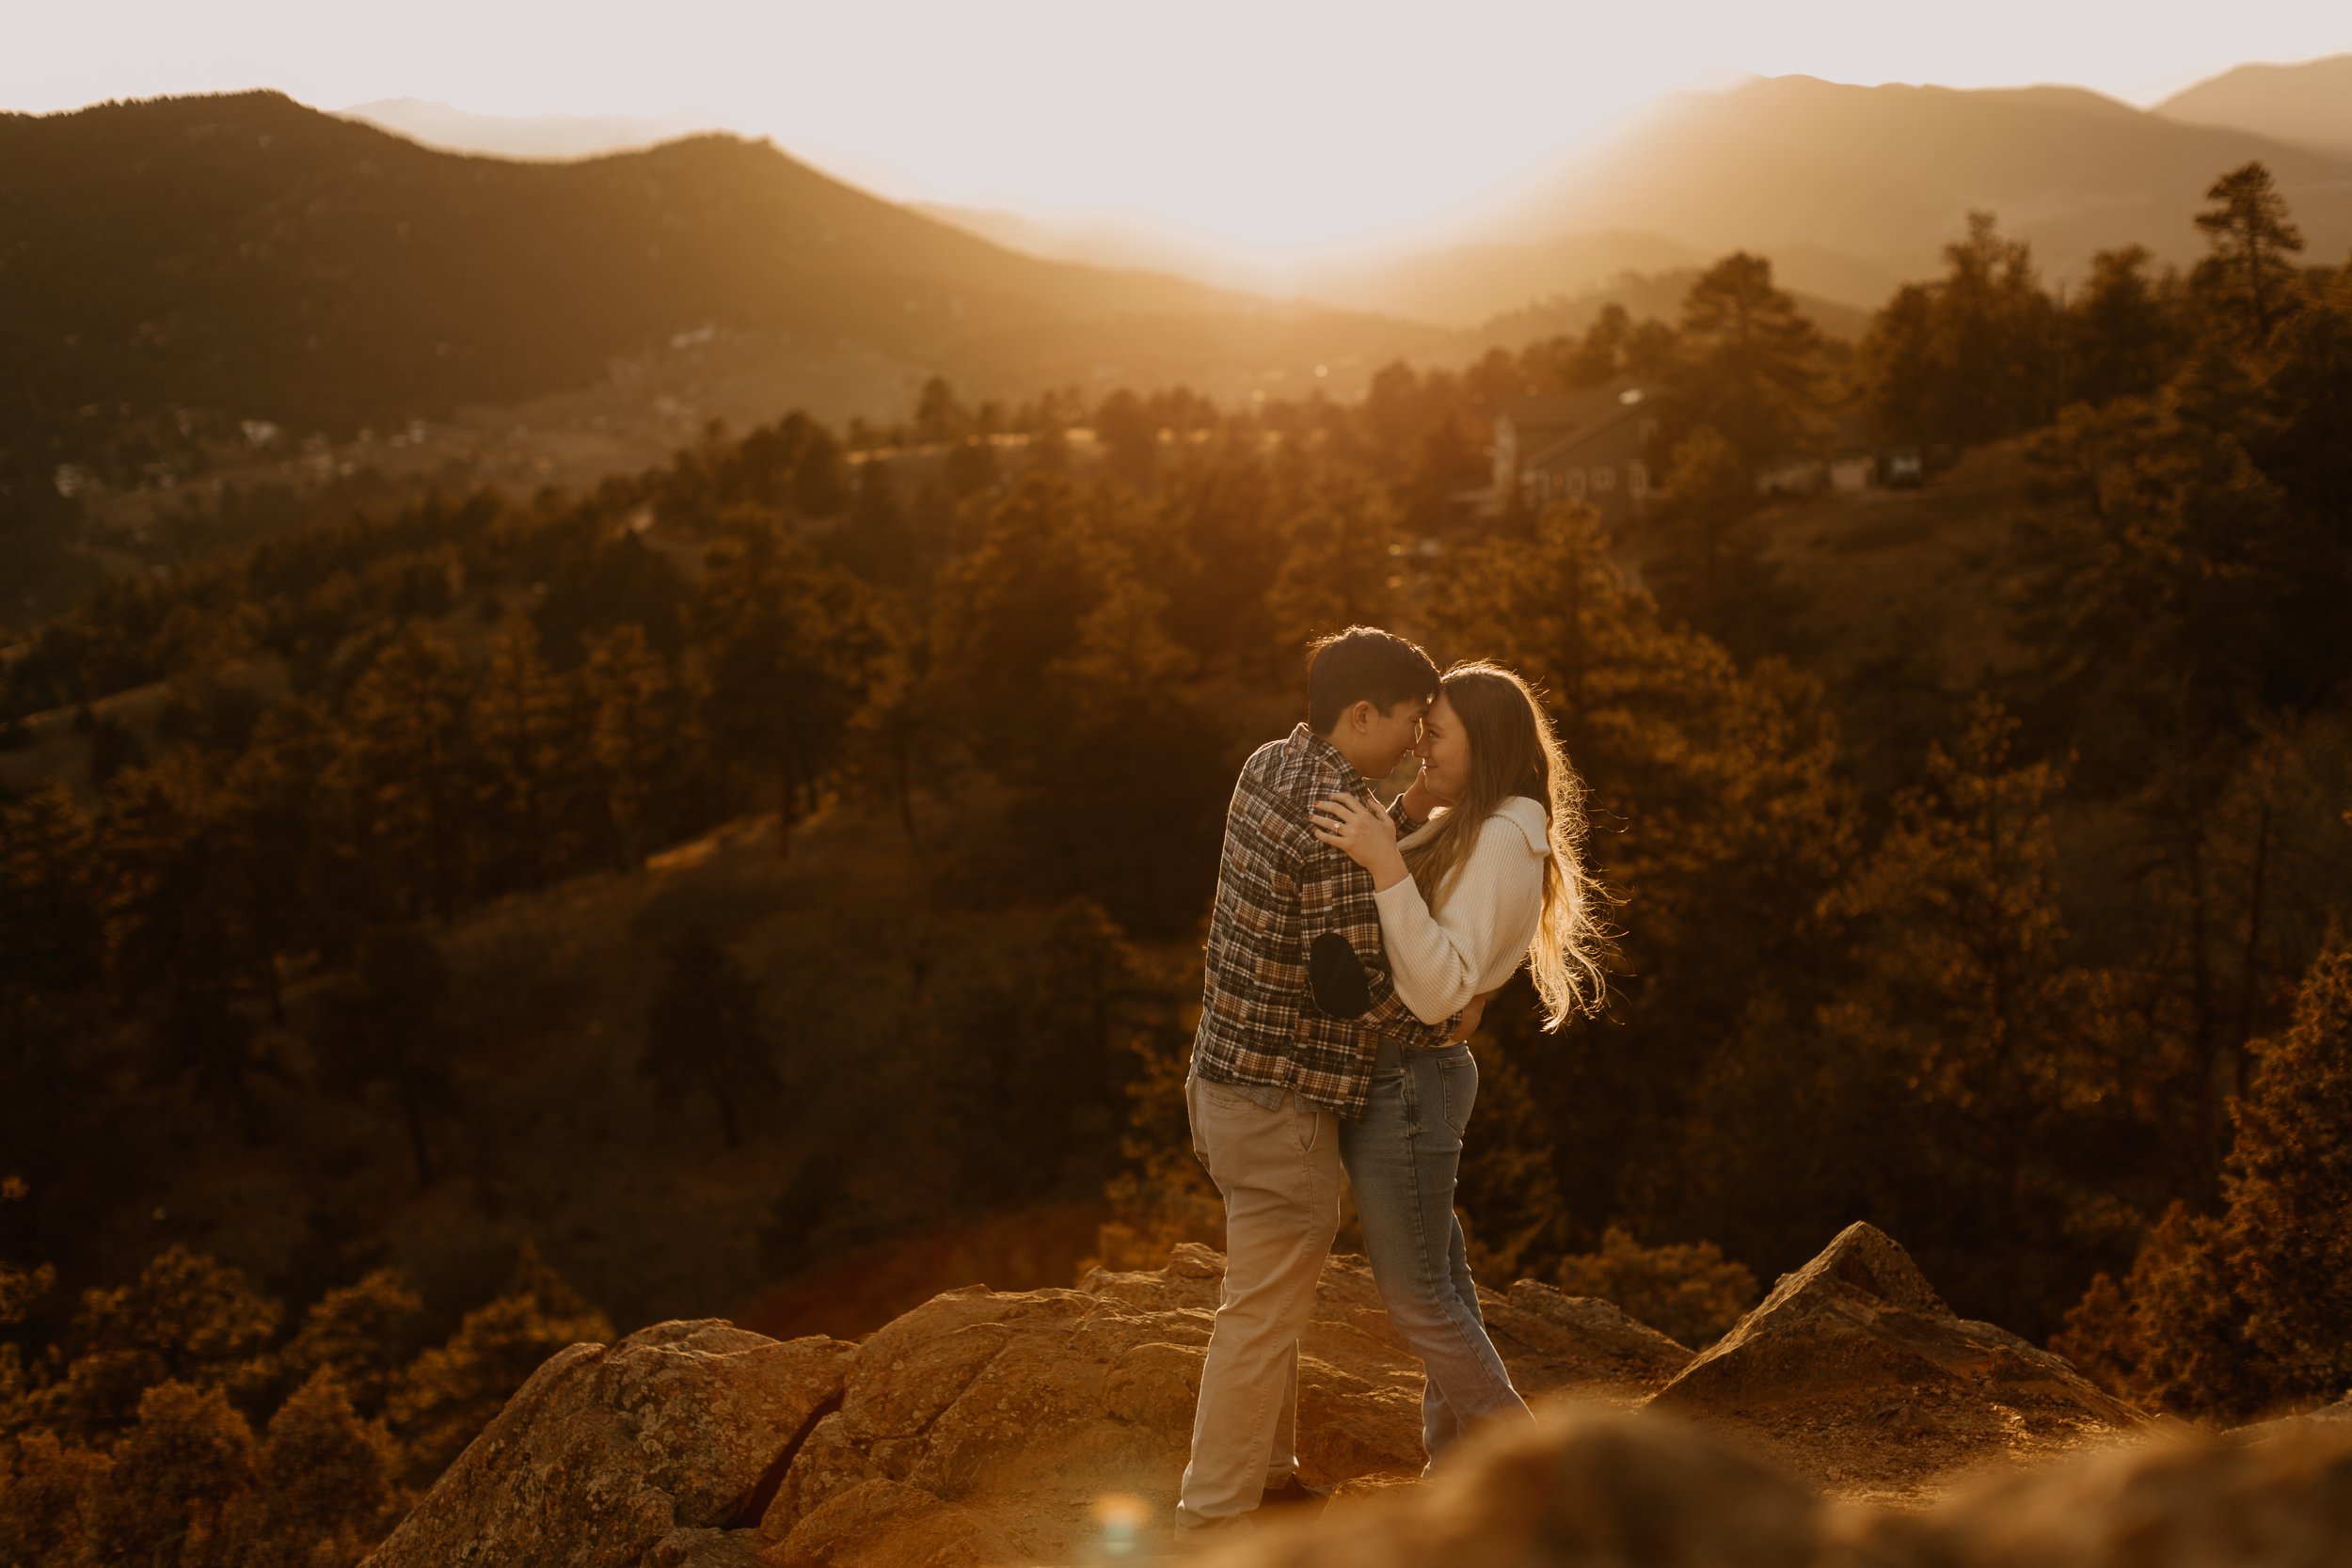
8, 0, 2350, 255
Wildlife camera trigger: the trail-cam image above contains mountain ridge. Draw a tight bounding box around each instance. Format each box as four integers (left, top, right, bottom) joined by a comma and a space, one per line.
0, 90, 1420, 453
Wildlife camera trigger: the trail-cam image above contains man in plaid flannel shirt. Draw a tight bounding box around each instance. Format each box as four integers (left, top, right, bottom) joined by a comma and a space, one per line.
1176, 626, 1462, 1538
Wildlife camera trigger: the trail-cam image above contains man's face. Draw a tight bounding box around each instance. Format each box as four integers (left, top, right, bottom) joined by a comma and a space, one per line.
1365, 696, 1429, 777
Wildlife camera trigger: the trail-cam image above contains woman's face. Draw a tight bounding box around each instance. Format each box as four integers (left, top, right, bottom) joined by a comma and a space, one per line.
1414, 691, 1472, 802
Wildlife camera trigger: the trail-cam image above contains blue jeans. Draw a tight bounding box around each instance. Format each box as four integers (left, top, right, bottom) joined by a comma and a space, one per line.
1339, 1039, 1532, 1467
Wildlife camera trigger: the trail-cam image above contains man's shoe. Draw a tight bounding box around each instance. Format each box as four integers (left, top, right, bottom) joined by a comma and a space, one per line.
1170, 1512, 1254, 1555
1258, 1473, 1331, 1511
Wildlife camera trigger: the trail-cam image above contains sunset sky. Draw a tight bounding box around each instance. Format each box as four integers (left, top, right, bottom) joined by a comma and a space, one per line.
11, 0, 2350, 251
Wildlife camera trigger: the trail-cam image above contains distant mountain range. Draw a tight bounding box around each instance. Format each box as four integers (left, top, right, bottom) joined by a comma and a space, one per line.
914, 60, 2352, 325
0, 92, 1434, 451
1352, 70, 2352, 322
2155, 53, 2352, 158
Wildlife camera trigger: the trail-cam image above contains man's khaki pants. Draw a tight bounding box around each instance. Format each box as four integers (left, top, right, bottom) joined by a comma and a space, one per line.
1175, 1070, 1343, 1529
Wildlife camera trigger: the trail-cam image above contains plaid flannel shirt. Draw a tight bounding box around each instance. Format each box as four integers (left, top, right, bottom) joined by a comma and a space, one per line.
1191, 723, 1457, 1120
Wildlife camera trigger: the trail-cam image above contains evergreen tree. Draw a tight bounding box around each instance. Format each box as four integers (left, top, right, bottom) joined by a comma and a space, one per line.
641, 926, 775, 1149
581, 623, 685, 865
314, 927, 457, 1190
2070, 245, 2189, 406
1094, 388, 1159, 490
1264, 467, 1401, 651
2192, 161, 2306, 350
1644, 423, 1801, 659
2217, 938, 2352, 1402
331, 628, 480, 922
1670, 251, 1828, 472
469, 615, 570, 890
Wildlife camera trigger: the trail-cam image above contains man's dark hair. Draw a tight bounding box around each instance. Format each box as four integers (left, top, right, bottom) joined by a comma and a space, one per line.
1307, 626, 1439, 735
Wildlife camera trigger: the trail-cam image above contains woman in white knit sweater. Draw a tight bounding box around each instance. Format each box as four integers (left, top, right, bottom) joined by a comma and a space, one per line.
1310, 661, 1611, 1470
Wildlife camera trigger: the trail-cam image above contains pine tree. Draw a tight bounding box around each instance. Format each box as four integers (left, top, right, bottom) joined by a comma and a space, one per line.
581, 623, 683, 865
2217, 938, 2352, 1402
1671, 251, 1828, 471
1264, 467, 1401, 651
331, 627, 480, 922
641, 927, 774, 1149
314, 927, 457, 1190
469, 615, 568, 890
2192, 161, 2306, 350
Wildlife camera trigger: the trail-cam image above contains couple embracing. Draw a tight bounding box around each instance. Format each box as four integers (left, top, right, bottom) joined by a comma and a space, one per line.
1175, 625, 1610, 1541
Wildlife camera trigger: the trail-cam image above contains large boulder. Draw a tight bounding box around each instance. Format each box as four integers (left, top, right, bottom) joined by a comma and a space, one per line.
1647, 1223, 2146, 1497
1208, 1406, 2352, 1568
1200, 1407, 1825, 1568
759, 1243, 1691, 1564
363, 1320, 852, 1568
1843, 1420, 2352, 1568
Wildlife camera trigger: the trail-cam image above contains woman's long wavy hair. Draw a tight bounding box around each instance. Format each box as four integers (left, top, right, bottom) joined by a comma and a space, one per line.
1400, 662, 1613, 1030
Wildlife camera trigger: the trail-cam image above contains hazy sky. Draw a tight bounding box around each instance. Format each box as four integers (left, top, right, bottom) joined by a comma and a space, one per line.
10, 1, 2350, 249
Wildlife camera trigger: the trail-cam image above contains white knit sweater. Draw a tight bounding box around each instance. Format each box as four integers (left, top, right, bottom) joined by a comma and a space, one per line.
1374, 796, 1550, 1026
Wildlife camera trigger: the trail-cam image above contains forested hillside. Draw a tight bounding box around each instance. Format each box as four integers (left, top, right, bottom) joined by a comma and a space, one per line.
4, 161, 2350, 1563
0, 90, 1438, 631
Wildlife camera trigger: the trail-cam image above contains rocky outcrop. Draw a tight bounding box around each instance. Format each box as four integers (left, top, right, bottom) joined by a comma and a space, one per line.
368, 1243, 1690, 1568
1647, 1222, 2147, 1497
760, 1243, 1690, 1563
370, 1228, 2247, 1567
1209, 1406, 2352, 1568
363, 1320, 851, 1568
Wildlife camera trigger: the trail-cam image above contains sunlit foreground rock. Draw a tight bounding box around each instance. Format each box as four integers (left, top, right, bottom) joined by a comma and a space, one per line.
761, 1243, 1689, 1564
364, 1320, 853, 1568
366, 1227, 2307, 1567
1210, 1408, 2352, 1568
363, 1243, 1687, 1567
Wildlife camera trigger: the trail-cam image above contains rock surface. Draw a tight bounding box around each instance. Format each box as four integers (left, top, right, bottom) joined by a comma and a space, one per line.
1209, 1407, 2352, 1568
761, 1242, 1691, 1563
1647, 1221, 2146, 1497
370, 1228, 2238, 1567
362, 1320, 851, 1568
